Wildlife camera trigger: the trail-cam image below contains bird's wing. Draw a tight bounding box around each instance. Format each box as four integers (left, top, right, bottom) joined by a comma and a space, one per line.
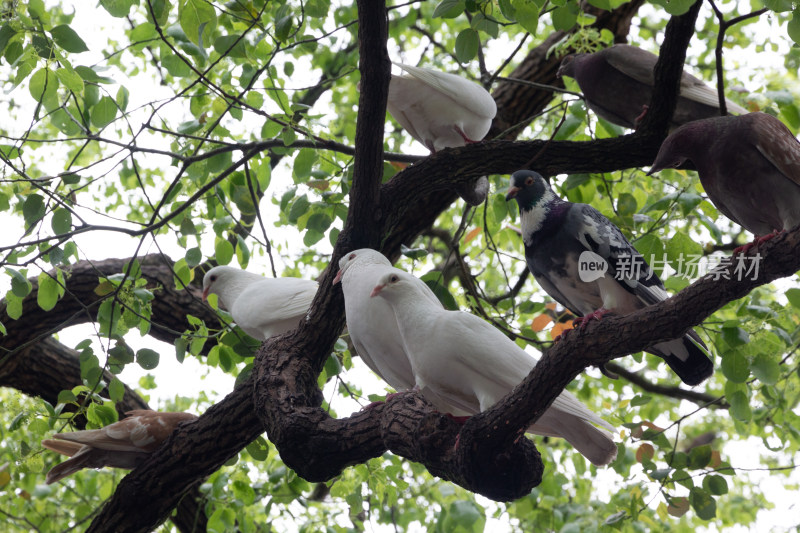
387, 76, 428, 143
605, 45, 746, 114
234, 278, 318, 334
434, 312, 535, 410
568, 204, 669, 306
394, 63, 496, 119
53, 425, 145, 453
752, 114, 800, 188
603, 45, 657, 86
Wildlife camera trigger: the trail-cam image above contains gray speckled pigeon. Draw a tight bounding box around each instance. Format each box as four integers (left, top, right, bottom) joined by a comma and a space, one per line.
371, 270, 617, 466
650, 112, 800, 248
557, 44, 747, 129
506, 170, 713, 386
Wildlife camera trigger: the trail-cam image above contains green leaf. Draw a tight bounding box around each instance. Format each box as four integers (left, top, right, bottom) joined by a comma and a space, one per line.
246, 436, 269, 461
721, 351, 750, 383
108, 377, 125, 402
100, 0, 137, 17
0, 24, 16, 55
688, 444, 712, 469
630, 394, 651, 407
91, 96, 118, 128
433, 0, 465, 18
421, 272, 458, 311
472, 13, 499, 38
116, 85, 129, 111
29, 68, 58, 104
511, 0, 539, 34
721, 325, 750, 347
37, 272, 60, 311
55, 67, 85, 93
616, 193, 637, 216
32, 35, 55, 59
208, 507, 236, 533
275, 15, 293, 42
552, 4, 577, 31
785, 288, 800, 309
180, 0, 217, 46
288, 194, 310, 223
51, 208, 72, 235
87, 403, 119, 429
689, 487, 716, 520
649, 0, 696, 15
765, 0, 795, 12
136, 348, 160, 370
23, 194, 46, 227
728, 390, 752, 421
8, 268, 32, 298
293, 149, 317, 182
185, 247, 202, 267
0, 145, 21, 159
703, 475, 729, 496
215, 237, 234, 265
441, 500, 486, 533
455, 29, 479, 63
751, 354, 780, 385
49, 25, 89, 53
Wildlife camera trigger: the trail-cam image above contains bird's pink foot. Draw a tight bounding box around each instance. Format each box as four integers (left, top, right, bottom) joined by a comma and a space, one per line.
446, 413, 470, 425
734, 230, 782, 256
633, 105, 650, 129
454, 126, 479, 144
573, 308, 611, 330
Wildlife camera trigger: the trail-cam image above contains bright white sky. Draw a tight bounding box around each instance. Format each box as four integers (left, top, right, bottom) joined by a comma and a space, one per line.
2, 1, 799, 531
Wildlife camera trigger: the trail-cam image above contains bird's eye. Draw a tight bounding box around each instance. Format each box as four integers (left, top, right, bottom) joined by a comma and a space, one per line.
349, 253, 356, 260
210, 275, 217, 282
390, 275, 399, 283
525, 177, 534, 186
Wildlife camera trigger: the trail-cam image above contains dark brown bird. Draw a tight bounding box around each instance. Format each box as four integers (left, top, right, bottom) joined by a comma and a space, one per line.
650, 112, 800, 250
557, 44, 747, 129
42, 410, 197, 484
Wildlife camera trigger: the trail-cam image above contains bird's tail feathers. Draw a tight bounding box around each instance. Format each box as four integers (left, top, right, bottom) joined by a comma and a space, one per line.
650, 332, 713, 386
44, 446, 93, 484
533, 411, 618, 466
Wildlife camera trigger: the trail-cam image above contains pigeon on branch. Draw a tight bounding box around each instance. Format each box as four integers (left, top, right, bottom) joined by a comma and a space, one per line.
42, 410, 197, 484
202, 266, 318, 340
649, 112, 800, 252
557, 44, 747, 129
506, 170, 713, 386
371, 270, 618, 466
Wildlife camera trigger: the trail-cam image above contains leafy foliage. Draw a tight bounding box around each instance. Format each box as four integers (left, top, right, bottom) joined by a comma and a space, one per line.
0, 0, 799, 531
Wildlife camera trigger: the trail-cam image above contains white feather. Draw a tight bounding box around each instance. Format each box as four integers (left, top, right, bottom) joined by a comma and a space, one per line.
374, 271, 617, 466
203, 266, 318, 340
386, 62, 496, 152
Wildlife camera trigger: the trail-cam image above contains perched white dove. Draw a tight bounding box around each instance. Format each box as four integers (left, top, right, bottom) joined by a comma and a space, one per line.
387, 62, 497, 153
202, 266, 318, 340
334, 249, 472, 414
42, 410, 197, 484
370, 270, 617, 466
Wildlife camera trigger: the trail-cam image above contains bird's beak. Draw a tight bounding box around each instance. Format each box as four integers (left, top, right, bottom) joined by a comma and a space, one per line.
333, 269, 343, 285
646, 166, 659, 176
505, 186, 520, 201
370, 284, 385, 298
202, 287, 210, 301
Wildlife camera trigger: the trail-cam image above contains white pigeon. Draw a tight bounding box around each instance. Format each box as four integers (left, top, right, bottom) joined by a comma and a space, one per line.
371, 270, 618, 466
387, 62, 497, 153
42, 410, 197, 484
202, 266, 318, 340
334, 249, 472, 414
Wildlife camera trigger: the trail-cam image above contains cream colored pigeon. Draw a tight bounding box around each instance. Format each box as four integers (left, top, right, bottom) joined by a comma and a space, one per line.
387, 62, 497, 152
334, 249, 473, 415
42, 410, 197, 484
557, 44, 747, 129
202, 266, 318, 340
371, 270, 618, 466
650, 112, 800, 250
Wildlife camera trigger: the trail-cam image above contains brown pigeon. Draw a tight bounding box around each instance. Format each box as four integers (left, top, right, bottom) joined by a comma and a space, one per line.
649, 112, 800, 249
42, 410, 197, 484
557, 44, 747, 129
